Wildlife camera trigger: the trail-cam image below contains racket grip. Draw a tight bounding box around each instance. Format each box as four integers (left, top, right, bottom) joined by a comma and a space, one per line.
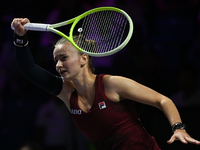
11, 23, 50, 31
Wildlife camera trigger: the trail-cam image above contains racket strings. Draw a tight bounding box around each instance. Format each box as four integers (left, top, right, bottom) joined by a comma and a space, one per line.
76, 10, 128, 54
77, 13, 97, 53
108, 12, 122, 52
113, 12, 127, 51
100, 10, 113, 53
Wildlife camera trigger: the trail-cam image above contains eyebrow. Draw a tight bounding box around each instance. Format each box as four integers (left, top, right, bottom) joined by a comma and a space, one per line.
54, 53, 69, 60
54, 53, 66, 58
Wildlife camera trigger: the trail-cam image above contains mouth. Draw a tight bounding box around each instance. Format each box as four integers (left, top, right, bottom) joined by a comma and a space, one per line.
59, 69, 67, 75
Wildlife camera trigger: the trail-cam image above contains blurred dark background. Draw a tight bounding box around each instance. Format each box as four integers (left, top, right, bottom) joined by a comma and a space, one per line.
1, 0, 200, 150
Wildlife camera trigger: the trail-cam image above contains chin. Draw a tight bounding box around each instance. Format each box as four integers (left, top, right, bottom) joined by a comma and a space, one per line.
63, 76, 70, 81
62, 75, 72, 81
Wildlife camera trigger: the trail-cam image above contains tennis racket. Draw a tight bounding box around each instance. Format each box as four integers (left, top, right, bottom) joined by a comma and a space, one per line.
11, 7, 133, 57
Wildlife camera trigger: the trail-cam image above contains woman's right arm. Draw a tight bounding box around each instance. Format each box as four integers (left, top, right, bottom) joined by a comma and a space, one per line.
15, 44, 63, 96
12, 18, 74, 110
12, 18, 63, 96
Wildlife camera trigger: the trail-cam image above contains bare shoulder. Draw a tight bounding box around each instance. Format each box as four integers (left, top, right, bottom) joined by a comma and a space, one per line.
103, 75, 130, 102
103, 74, 167, 107
103, 74, 124, 82
103, 75, 132, 87
103, 75, 117, 89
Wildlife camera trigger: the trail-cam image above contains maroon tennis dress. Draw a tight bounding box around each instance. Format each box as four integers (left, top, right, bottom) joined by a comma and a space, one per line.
70, 74, 161, 150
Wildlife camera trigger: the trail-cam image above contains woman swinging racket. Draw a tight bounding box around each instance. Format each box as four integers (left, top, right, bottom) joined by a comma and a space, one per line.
12, 18, 200, 150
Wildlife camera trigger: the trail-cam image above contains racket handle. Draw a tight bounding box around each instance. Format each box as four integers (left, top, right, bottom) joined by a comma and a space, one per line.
11, 23, 50, 31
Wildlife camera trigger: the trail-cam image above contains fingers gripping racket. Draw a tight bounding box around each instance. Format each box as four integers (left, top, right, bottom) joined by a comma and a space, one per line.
11, 7, 133, 57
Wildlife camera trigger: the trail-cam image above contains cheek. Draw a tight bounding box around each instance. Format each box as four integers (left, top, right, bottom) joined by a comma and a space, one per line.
67, 57, 81, 69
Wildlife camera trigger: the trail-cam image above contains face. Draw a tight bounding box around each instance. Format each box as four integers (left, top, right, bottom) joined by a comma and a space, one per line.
53, 41, 83, 80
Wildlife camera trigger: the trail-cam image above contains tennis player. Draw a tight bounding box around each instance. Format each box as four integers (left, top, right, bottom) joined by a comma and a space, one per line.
12, 18, 200, 150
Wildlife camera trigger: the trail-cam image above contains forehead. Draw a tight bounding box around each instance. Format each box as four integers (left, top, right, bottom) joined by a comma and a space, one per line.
53, 42, 78, 57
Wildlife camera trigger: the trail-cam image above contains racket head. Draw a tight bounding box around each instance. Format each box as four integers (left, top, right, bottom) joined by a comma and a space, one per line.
55, 7, 134, 57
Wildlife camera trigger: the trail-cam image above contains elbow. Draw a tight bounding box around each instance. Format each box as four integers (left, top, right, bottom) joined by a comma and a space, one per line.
157, 96, 173, 110
17, 65, 31, 77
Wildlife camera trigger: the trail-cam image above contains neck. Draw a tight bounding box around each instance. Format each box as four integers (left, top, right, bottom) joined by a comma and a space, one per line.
72, 70, 96, 99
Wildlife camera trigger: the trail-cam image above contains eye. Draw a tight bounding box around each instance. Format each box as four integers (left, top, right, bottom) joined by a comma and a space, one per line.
61, 56, 68, 61
54, 58, 58, 63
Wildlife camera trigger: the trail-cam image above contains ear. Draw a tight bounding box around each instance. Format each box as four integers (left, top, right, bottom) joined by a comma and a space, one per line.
80, 54, 88, 67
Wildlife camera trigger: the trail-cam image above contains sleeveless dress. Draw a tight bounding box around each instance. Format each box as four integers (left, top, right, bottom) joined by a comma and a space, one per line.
70, 74, 161, 150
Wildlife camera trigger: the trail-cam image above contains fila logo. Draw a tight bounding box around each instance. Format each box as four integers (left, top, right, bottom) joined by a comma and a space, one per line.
98, 101, 106, 110
16, 39, 23, 44
71, 109, 82, 115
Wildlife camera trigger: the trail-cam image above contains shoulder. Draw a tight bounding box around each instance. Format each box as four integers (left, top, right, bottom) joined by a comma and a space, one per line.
103, 75, 131, 102
103, 75, 132, 87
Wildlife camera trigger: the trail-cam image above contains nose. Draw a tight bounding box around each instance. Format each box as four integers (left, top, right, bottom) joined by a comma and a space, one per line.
56, 60, 63, 71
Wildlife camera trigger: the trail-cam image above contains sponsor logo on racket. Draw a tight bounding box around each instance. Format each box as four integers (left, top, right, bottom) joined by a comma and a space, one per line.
98, 101, 106, 110
71, 109, 82, 115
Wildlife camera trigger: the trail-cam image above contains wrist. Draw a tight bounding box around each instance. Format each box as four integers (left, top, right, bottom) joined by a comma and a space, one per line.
14, 33, 29, 47
172, 122, 186, 133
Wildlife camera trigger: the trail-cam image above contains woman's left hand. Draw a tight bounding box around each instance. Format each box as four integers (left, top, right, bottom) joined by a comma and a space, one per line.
167, 129, 200, 145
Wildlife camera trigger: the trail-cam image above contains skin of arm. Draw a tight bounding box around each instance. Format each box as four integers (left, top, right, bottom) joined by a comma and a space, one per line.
103, 75, 181, 125
103, 75, 200, 145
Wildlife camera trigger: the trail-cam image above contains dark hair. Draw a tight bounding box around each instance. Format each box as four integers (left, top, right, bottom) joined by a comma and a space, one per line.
55, 36, 95, 73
